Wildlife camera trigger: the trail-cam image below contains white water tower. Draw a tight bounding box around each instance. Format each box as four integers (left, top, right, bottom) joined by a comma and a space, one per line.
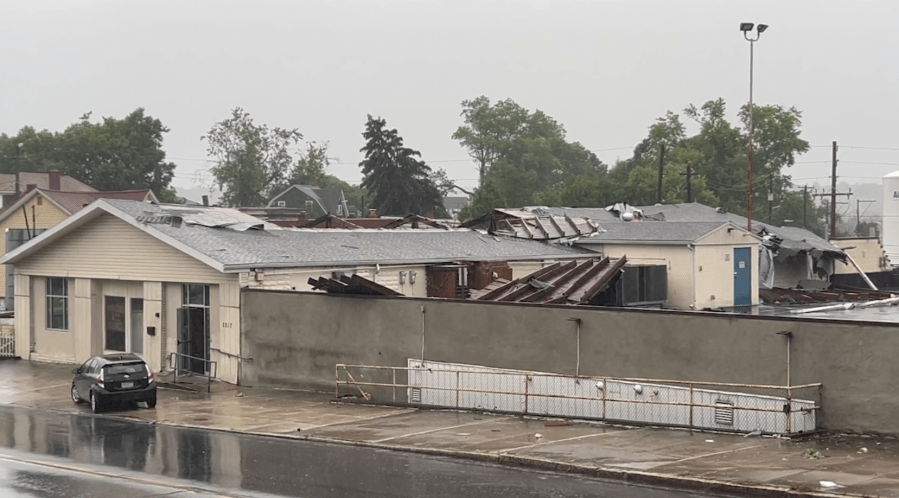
882, 171, 899, 266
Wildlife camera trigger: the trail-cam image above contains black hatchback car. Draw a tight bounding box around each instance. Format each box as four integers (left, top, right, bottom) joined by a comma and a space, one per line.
71, 353, 157, 413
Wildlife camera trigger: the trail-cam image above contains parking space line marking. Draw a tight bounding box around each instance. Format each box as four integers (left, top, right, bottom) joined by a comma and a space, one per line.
668, 444, 762, 464
501, 431, 617, 453
372, 418, 498, 443
301, 409, 414, 431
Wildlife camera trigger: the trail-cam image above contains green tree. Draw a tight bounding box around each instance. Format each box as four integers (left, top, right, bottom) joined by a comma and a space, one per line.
359, 115, 443, 216
0, 109, 179, 202
452, 96, 606, 214
609, 99, 809, 222
202, 107, 303, 207
458, 179, 507, 221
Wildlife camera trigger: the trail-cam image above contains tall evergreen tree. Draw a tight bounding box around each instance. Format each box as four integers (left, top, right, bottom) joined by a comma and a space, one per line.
359, 115, 443, 216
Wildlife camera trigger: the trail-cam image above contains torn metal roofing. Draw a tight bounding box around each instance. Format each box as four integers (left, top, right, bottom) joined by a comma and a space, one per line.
308, 273, 402, 296
462, 208, 598, 240
474, 257, 627, 305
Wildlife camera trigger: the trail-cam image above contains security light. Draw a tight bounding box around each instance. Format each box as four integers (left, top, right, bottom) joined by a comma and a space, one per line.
757, 24, 768, 33
740, 22, 754, 32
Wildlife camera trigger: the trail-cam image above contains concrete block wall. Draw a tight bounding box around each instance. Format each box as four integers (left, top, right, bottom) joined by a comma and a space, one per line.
240, 289, 899, 434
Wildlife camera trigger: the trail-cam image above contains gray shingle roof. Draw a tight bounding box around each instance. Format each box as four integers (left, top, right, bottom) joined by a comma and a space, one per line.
576, 221, 732, 244
535, 203, 841, 255
104, 200, 587, 271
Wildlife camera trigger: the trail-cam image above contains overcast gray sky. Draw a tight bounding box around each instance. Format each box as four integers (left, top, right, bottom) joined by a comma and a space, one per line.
3, 0, 897, 203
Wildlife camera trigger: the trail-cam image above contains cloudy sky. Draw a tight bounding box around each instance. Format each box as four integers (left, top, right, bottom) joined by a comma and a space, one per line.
3, 0, 897, 207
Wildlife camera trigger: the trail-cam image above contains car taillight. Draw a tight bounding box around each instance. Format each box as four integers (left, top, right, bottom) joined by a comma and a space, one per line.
95, 369, 105, 388
145, 364, 154, 382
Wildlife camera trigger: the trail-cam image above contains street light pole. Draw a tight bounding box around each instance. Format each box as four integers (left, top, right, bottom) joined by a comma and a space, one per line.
740, 22, 768, 233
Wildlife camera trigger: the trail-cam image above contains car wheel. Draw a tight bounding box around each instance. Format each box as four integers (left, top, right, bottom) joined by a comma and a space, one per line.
146, 394, 157, 409
90, 392, 103, 414
71, 384, 83, 404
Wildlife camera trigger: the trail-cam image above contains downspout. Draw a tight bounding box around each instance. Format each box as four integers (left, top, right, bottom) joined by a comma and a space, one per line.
688, 243, 696, 309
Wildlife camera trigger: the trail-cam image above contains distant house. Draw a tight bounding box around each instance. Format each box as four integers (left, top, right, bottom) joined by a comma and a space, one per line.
0, 199, 588, 382
443, 196, 469, 220
0, 188, 158, 307
267, 185, 350, 218
0, 170, 95, 209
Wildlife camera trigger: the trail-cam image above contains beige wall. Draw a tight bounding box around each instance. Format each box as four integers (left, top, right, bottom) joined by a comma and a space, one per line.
0, 196, 69, 297
833, 238, 889, 275
593, 244, 694, 308
693, 244, 759, 309
240, 264, 431, 297
12, 212, 242, 381
16, 214, 232, 284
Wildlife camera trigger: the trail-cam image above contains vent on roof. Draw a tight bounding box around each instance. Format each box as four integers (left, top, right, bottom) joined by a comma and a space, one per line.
410, 388, 422, 403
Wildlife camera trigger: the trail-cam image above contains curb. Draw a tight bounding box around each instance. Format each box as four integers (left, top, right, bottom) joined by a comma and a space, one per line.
1, 400, 864, 498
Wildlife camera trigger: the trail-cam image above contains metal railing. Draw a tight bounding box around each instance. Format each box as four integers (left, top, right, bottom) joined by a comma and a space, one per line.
336, 363, 821, 435
168, 352, 217, 393
0, 326, 14, 358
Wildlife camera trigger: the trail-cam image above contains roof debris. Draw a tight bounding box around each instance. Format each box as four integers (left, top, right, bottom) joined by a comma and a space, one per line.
473, 257, 627, 305
308, 273, 402, 296
462, 208, 598, 240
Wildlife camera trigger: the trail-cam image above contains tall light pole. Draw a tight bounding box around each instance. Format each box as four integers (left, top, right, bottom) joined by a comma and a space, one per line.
740, 22, 768, 232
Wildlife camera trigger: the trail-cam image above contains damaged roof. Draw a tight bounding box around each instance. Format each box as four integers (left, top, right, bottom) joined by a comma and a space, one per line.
529, 202, 844, 258
462, 208, 598, 240
474, 257, 627, 305
1, 200, 589, 273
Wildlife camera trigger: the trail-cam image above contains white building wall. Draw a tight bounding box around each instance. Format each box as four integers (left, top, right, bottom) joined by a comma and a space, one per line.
882, 173, 899, 265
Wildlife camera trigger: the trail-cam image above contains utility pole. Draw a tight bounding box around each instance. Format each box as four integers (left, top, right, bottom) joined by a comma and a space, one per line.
803, 185, 808, 229
830, 141, 838, 240
857, 199, 876, 236
768, 176, 774, 224
15, 143, 22, 201
679, 162, 693, 203
812, 188, 852, 239
686, 163, 692, 203
656, 144, 666, 205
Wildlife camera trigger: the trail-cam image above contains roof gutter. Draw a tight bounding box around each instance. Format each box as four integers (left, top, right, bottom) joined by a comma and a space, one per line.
221, 254, 587, 273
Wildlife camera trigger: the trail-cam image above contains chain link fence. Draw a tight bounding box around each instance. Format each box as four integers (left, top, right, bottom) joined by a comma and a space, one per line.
336, 360, 820, 435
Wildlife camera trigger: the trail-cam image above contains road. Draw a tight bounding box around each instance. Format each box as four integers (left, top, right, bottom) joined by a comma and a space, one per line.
0, 405, 739, 498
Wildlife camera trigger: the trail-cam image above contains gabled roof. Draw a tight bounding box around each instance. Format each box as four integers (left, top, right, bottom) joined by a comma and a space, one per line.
41, 189, 157, 214
1, 200, 588, 273
0, 188, 157, 226
268, 185, 348, 215
0, 172, 95, 193
576, 221, 747, 245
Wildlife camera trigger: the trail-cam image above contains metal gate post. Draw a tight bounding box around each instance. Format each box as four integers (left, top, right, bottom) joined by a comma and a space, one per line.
689, 383, 695, 429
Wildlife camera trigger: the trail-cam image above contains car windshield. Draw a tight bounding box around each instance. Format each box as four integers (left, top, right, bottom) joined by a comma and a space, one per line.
105, 363, 144, 375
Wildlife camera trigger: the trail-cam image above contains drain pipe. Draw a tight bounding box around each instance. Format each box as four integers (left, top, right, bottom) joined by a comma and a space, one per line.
568, 318, 582, 376
420, 305, 426, 361
777, 331, 792, 387
777, 331, 793, 433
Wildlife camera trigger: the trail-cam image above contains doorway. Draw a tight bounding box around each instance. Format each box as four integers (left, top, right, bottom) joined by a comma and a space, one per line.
177, 284, 210, 375
733, 248, 752, 307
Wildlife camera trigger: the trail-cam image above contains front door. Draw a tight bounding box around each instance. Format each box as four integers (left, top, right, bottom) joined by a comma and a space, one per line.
733, 248, 752, 307
177, 284, 210, 375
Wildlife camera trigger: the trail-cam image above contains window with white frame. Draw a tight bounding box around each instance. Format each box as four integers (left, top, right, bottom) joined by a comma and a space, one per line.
277, 201, 286, 207
46, 278, 68, 330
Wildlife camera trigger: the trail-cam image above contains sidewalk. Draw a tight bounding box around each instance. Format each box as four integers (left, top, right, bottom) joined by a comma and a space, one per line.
2, 358, 899, 497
